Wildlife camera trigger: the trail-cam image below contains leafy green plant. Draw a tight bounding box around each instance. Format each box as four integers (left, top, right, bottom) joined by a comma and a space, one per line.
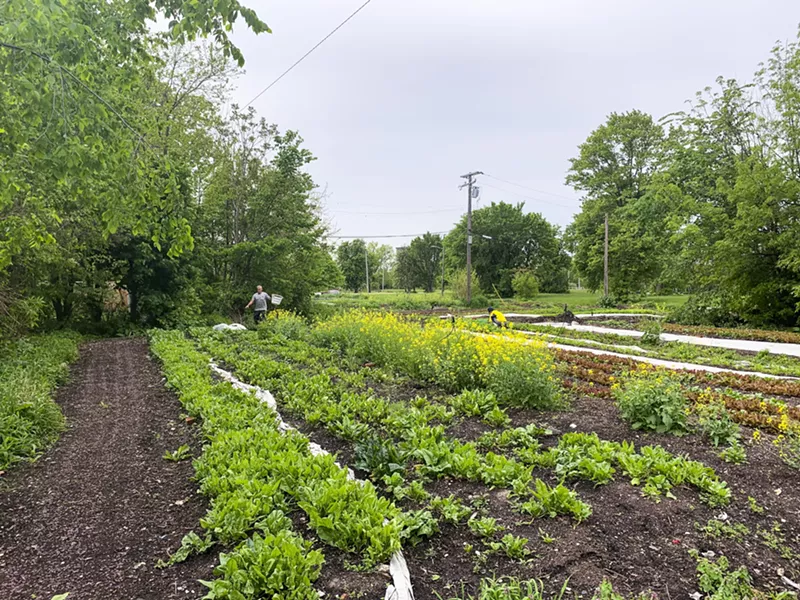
519, 479, 592, 523
719, 442, 747, 464
613, 367, 689, 435
692, 552, 795, 599
449, 389, 499, 417
538, 528, 555, 544
774, 431, 800, 470
695, 398, 741, 447
430, 495, 472, 525
487, 534, 531, 561
201, 529, 324, 600
483, 405, 511, 428
397, 510, 439, 546
758, 523, 796, 560
354, 437, 406, 479
0, 332, 80, 471
467, 516, 504, 538
697, 519, 750, 541
163, 444, 192, 462
640, 320, 663, 346
748, 496, 765, 514
157, 531, 214, 568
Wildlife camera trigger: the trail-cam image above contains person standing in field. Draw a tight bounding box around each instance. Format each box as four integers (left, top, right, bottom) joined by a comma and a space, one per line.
245, 285, 271, 325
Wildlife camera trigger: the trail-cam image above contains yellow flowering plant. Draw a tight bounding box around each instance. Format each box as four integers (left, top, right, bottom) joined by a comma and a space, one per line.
312, 311, 561, 409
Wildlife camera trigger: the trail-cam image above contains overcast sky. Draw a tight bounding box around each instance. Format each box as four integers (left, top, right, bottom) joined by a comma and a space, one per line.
226, 0, 800, 248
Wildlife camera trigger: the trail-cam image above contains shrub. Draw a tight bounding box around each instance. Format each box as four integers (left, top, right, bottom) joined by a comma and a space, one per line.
451, 268, 482, 305
612, 366, 689, 435
259, 310, 309, 341
512, 270, 539, 300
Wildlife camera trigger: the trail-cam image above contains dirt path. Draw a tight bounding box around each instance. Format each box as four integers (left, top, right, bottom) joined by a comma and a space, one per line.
0, 338, 214, 600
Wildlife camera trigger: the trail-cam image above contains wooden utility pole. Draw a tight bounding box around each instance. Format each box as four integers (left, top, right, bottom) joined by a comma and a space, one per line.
365, 248, 371, 294
460, 171, 483, 305
603, 213, 609, 297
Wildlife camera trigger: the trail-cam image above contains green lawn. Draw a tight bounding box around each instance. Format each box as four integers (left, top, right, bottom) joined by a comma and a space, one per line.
314, 289, 688, 315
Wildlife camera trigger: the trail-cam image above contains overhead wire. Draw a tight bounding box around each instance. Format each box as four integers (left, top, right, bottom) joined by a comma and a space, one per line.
244, 0, 374, 107
483, 173, 578, 202
480, 182, 577, 209
326, 231, 448, 239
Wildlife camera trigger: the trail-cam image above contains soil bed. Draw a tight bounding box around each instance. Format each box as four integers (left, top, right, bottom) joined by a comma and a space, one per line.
0, 338, 213, 600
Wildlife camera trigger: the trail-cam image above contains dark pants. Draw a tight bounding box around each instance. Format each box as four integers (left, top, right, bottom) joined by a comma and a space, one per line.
254, 310, 267, 324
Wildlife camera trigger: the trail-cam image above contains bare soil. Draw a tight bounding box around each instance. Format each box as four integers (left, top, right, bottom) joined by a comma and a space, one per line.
0, 338, 214, 600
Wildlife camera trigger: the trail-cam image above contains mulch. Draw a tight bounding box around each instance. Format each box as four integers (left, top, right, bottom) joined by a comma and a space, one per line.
0, 338, 214, 600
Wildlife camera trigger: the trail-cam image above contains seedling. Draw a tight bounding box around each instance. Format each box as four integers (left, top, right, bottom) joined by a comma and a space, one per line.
163, 444, 192, 462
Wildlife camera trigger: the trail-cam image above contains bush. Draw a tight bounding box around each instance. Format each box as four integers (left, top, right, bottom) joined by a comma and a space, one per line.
612, 366, 689, 435
258, 310, 309, 341
512, 270, 539, 300
668, 292, 742, 327
451, 268, 482, 305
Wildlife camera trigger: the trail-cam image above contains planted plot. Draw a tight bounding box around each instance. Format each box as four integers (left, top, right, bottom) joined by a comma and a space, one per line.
0, 332, 80, 471
160, 311, 800, 599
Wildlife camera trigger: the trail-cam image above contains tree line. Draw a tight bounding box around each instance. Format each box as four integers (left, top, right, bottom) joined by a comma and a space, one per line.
1, 0, 341, 337
566, 28, 800, 326
334, 201, 571, 301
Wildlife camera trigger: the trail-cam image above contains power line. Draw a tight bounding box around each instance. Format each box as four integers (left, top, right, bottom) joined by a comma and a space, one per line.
484, 174, 578, 202
329, 206, 462, 216
327, 231, 448, 239
480, 182, 577, 210
244, 0, 373, 107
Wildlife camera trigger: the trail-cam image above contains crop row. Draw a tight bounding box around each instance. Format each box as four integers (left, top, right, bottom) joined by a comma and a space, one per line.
195, 325, 732, 509
554, 346, 800, 399
0, 331, 80, 471
149, 330, 407, 600
562, 362, 799, 435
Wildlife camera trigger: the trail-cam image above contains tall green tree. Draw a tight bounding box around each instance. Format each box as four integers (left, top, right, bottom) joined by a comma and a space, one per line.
565, 110, 665, 296
444, 203, 569, 296
336, 239, 368, 292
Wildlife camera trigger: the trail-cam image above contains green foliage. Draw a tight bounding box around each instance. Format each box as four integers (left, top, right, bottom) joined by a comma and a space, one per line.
337, 239, 369, 293
450, 268, 486, 306
468, 516, 505, 538
613, 368, 689, 434
258, 311, 310, 341
483, 405, 511, 428
394, 233, 443, 293
719, 442, 747, 465
692, 552, 795, 599
201, 529, 324, 600
519, 480, 592, 523
695, 399, 741, 447
163, 444, 192, 462
486, 534, 531, 561
0, 332, 79, 470
445, 202, 570, 296
774, 431, 800, 470
157, 531, 214, 568
430, 495, 472, 525
397, 509, 439, 546
698, 519, 750, 541
511, 270, 539, 300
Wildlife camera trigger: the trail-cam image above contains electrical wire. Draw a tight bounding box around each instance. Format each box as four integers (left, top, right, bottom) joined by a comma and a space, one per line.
484, 173, 578, 202
329, 206, 463, 216
244, 0, 374, 107
327, 231, 448, 239
480, 182, 577, 209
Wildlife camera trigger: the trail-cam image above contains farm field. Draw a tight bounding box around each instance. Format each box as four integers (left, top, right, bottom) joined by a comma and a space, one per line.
144, 312, 800, 599
314, 290, 688, 315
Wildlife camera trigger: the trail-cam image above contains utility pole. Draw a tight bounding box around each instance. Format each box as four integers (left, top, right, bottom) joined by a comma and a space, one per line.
365, 248, 371, 294
603, 213, 609, 297
460, 171, 483, 305
441, 245, 445, 297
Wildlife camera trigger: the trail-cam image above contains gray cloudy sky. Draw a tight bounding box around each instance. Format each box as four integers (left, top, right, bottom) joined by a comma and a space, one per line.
227, 0, 800, 248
